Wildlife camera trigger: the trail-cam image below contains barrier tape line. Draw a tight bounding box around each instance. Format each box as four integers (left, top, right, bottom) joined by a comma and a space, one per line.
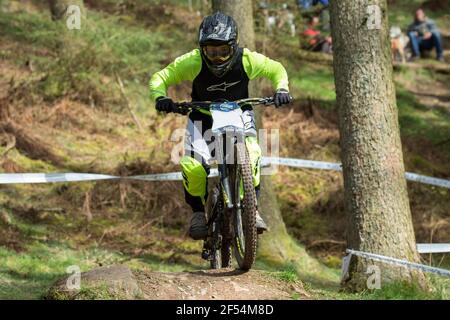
417, 243, 450, 254
261, 157, 343, 171
2, 162, 449, 260
0, 157, 448, 189
0, 173, 119, 184
262, 157, 450, 189
345, 249, 450, 278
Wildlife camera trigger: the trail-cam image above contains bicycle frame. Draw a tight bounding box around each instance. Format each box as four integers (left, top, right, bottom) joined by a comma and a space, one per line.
174, 97, 282, 267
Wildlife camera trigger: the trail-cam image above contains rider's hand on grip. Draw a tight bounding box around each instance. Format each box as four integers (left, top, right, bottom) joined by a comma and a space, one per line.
273, 89, 292, 107
155, 96, 175, 113
173, 104, 190, 115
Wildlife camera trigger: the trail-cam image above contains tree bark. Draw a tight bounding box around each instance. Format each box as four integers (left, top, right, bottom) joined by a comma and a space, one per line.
330, 0, 427, 291
211, 0, 328, 276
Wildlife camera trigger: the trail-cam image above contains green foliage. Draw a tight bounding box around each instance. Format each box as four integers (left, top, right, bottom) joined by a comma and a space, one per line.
0, 8, 193, 108
397, 88, 450, 157
273, 264, 299, 283
290, 65, 336, 102
361, 281, 445, 300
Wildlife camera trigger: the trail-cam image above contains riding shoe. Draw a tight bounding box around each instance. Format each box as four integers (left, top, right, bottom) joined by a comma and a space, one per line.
256, 211, 268, 234
189, 211, 208, 240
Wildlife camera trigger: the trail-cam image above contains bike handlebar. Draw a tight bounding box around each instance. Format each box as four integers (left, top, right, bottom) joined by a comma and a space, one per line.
172, 96, 289, 113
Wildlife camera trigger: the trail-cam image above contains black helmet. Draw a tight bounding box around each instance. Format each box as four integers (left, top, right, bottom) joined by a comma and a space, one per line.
198, 12, 239, 77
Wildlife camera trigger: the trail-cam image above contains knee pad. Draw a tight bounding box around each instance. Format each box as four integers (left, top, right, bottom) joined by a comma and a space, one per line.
180, 156, 208, 204
245, 136, 262, 187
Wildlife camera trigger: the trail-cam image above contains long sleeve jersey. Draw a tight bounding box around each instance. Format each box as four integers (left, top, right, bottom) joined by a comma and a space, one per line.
149, 47, 289, 103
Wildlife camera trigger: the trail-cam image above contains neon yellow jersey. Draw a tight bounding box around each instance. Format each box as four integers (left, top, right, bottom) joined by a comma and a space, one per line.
149, 48, 289, 102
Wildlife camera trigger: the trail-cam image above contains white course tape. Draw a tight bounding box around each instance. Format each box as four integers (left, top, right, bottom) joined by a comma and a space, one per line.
0, 173, 118, 184
0, 157, 449, 189
128, 172, 183, 181
261, 156, 342, 171
405, 172, 450, 189
345, 249, 450, 278
129, 169, 219, 182
0, 170, 219, 184
261, 157, 450, 189
417, 243, 450, 254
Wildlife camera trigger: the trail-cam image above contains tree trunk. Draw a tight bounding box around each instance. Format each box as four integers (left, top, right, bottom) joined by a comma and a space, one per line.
211, 0, 329, 278
330, 0, 428, 291
48, 0, 84, 21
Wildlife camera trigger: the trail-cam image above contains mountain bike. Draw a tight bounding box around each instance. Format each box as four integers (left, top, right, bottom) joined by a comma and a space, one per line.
174, 97, 278, 270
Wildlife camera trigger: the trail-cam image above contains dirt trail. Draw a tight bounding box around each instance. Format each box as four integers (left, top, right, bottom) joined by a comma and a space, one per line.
46, 265, 310, 300
135, 269, 309, 300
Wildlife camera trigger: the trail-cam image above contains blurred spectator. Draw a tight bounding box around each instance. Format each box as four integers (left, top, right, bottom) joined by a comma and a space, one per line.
298, 0, 330, 32
297, 0, 313, 9
407, 8, 444, 62
297, 0, 328, 9
302, 16, 332, 54
313, 0, 329, 6
311, 0, 330, 32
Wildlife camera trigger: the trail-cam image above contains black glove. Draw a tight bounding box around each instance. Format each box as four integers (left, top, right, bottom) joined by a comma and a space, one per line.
172, 103, 190, 115
273, 89, 292, 107
155, 96, 175, 113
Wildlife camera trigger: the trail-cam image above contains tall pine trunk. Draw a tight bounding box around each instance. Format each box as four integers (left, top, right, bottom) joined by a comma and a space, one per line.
211, 0, 330, 277
48, 0, 84, 21
330, 0, 427, 291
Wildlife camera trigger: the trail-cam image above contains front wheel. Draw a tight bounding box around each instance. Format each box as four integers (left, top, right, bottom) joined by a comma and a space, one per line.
233, 142, 257, 270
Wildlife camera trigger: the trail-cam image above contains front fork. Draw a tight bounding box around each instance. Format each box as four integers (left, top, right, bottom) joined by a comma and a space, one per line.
201, 133, 243, 261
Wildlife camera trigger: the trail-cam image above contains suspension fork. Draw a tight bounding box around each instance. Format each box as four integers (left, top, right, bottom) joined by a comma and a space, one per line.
218, 163, 233, 210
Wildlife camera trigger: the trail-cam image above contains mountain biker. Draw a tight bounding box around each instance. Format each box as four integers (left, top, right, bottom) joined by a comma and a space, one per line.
149, 12, 292, 240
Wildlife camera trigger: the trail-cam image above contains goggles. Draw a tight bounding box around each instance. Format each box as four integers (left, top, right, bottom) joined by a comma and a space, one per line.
202, 44, 233, 64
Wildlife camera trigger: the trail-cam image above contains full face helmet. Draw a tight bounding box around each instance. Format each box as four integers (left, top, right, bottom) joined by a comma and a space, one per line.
198, 12, 239, 77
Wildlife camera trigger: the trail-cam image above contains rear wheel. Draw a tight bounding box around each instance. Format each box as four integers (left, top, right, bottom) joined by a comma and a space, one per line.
210, 239, 232, 269
220, 215, 232, 268
209, 191, 232, 269
233, 142, 257, 270
210, 239, 222, 269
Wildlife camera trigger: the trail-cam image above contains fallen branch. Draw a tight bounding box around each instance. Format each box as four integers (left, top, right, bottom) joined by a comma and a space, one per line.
393, 61, 450, 75
83, 190, 93, 223
115, 73, 144, 132
307, 239, 346, 249
0, 121, 64, 166
296, 50, 333, 66
434, 138, 450, 147
1, 132, 16, 158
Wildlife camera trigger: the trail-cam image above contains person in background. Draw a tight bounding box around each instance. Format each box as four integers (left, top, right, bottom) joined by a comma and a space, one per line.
298, 0, 330, 32
297, 0, 313, 10
407, 8, 444, 62
313, 0, 330, 32
301, 16, 332, 54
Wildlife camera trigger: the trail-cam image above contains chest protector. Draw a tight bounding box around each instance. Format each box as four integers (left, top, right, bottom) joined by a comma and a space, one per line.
191, 48, 249, 102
